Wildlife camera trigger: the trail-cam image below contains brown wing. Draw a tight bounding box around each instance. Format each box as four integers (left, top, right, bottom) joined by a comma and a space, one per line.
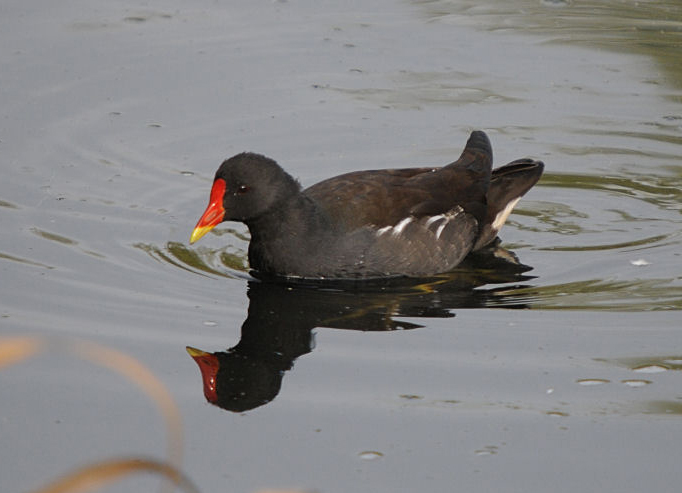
304, 131, 493, 232
304, 167, 436, 231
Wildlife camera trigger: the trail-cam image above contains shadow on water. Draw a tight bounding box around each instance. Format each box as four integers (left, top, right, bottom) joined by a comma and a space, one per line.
184, 245, 536, 412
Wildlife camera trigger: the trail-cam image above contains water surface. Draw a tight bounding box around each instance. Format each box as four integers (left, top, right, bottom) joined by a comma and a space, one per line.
1, 0, 681, 492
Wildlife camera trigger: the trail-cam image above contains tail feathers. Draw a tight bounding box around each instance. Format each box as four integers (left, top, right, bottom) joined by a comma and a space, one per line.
446, 130, 493, 178
473, 158, 544, 250
489, 158, 544, 208
464, 131, 492, 160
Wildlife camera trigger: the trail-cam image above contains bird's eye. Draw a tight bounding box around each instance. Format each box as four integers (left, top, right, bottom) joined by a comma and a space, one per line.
236, 185, 250, 195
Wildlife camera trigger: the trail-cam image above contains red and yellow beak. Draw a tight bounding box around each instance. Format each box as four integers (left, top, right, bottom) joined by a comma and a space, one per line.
186, 346, 219, 403
190, 178, 226, 244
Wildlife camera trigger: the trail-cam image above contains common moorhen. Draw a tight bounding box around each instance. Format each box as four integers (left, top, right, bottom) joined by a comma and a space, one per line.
190, 131, 544, 279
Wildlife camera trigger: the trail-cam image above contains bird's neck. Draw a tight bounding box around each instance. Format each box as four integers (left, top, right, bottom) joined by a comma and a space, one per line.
245, 193, 330, 276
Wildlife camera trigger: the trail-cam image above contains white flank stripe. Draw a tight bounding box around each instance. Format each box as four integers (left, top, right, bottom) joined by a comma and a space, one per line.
492, 197, 521, 232
425, 214, 445, 226
436, 221, 448, 239
392, 217, 413, 235
376, 225, 392, 236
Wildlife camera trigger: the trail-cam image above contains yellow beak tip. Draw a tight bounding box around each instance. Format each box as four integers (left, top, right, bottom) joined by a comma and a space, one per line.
186, 346, 209, 358
189, 226, 211, 245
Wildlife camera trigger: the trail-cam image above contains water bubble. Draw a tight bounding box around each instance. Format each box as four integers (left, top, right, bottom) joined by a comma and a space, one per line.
577, 378, 610, 386
475, 446, 498, 455
633, 365, 667, 374
630, 259, 650, 266
180, 171, 194, 177
622, 379, 651, 388
203, 320, 218, 327
358, 451, 383, 460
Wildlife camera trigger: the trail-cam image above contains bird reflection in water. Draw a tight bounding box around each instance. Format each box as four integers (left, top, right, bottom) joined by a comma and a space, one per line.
187, 242, 536, 412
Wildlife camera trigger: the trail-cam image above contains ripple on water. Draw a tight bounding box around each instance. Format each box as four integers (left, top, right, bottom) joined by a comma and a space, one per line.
30, 227, 77, 246
595, 356, 682, 372
0, 199, 19, 209
633, 365, 668, 374
134, 241, 249, 279
475, 445, 499, 456
321, 70, 523, 110
417, 0, 682, 59
0, 252, 54, 270
500, 158, 682, 311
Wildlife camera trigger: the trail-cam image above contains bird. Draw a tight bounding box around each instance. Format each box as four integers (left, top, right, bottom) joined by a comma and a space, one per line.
189, 130, 544, 280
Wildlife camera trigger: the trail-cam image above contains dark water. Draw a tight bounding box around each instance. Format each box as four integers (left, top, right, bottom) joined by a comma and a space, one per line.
2, 1, 681, 492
